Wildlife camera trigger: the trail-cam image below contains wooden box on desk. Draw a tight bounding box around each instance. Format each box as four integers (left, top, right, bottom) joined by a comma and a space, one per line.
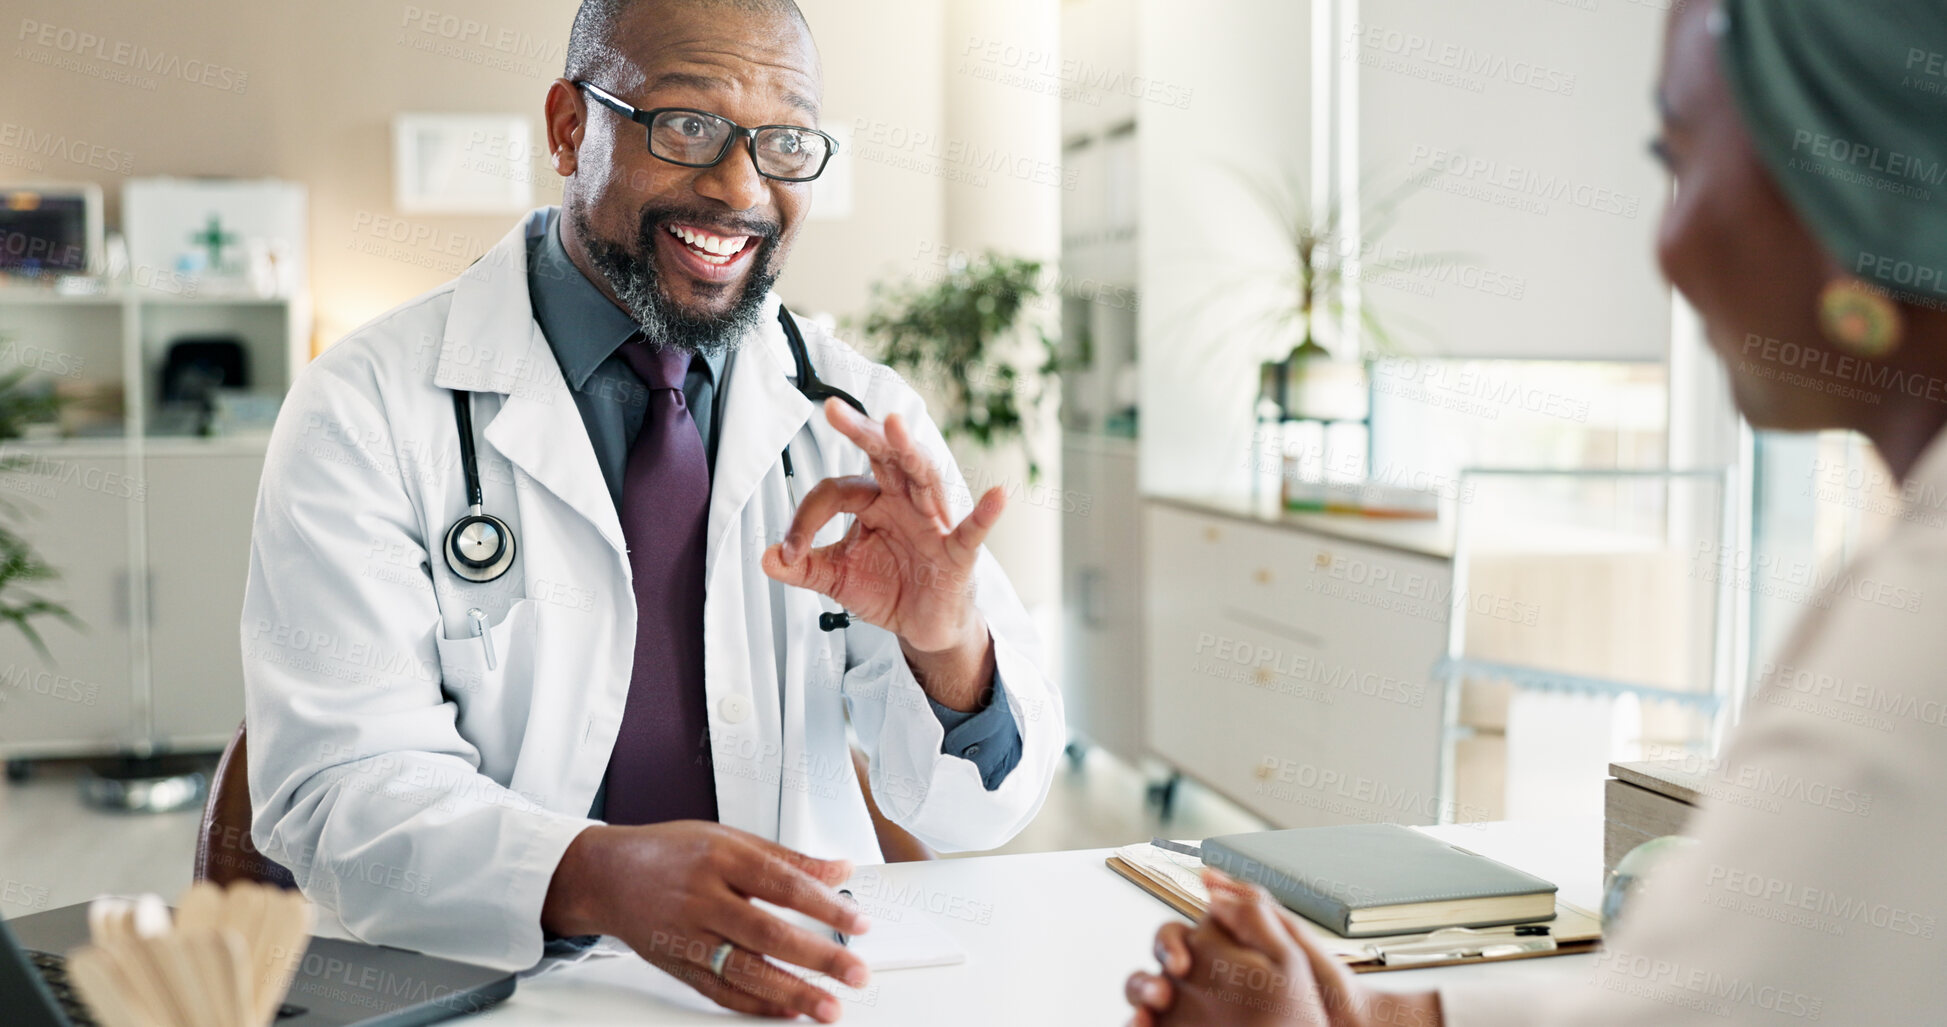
1604, 760, 1707, 879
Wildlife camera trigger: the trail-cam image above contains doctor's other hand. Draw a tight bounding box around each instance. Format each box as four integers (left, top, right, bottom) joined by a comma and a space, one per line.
542, 820, 871, 1022
1124, 870, 1443, 1027
762, 398, 1006, 712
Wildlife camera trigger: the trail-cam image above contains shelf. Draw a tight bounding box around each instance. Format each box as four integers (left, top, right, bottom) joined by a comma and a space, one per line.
0, 435, 133, 456
140, 434, 275, 456
0, 283, 298, 308
134, 291, 293, 307
0, 286, 128, 307
1, 277, 306, 449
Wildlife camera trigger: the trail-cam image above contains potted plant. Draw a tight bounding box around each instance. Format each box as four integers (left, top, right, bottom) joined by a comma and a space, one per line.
859, 252, 1060, 480
0, 348, 82, 784
0, 362, 72, 656
1238, 169, 1449, 416
1225, 169, 1455, 512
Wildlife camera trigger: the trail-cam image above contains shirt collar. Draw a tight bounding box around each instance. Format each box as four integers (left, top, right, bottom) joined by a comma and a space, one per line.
527, 209, 725, 390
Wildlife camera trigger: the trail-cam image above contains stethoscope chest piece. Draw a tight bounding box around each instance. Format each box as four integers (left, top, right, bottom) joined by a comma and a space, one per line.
445, 389, 517, 583
445, 508, 516, 582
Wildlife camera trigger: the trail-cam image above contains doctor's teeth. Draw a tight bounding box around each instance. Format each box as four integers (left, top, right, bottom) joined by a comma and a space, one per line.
667, 224, 750, 257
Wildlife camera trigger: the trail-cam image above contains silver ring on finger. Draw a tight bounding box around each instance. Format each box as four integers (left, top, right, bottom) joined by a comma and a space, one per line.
708, 940, 736, 979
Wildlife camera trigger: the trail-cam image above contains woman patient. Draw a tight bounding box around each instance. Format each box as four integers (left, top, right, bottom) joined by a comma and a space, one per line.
1126, 0, 1947, 1023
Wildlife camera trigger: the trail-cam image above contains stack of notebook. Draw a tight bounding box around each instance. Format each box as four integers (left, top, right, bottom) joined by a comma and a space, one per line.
1108, 824, 1602, 972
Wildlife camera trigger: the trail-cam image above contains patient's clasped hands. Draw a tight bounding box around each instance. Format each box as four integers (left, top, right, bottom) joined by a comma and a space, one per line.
1124, 869, 1444, 1027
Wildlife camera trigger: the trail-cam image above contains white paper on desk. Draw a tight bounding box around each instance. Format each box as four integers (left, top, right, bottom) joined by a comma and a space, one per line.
764, 900, 967, 972
841, 914, 965, 971
521, 903, 967, 984
522, 939, 880, 1015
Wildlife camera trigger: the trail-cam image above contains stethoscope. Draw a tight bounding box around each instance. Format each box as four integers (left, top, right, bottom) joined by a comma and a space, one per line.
443, 305, 867, 632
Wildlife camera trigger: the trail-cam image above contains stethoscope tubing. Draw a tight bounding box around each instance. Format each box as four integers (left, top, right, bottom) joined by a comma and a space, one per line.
444, 306, 867, 634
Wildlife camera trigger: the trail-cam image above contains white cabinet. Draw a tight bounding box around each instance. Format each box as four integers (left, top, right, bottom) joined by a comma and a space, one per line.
1143, 500, 1451, 828
0, 441, 271, 758
0, 284, 304, 759
0, 447, 138, 755
144, 446, 267, 747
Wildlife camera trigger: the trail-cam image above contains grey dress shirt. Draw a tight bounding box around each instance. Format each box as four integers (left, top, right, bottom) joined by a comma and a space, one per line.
524, 213, 1021, 806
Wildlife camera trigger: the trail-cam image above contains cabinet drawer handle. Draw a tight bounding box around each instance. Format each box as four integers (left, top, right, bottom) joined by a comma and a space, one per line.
1253, 568, 1272, 585
1203, 526, 1221, 543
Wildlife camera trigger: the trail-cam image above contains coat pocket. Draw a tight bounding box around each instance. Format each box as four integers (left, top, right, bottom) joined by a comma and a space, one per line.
431, 597, 540, 732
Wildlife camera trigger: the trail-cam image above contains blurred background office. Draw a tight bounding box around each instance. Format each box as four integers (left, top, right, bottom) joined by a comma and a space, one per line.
0, 0, 1896, 922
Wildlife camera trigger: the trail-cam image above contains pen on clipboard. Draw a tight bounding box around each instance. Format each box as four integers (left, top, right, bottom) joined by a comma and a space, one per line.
1367, 924, 1554, 965
833, 889, 854, 947
1149, 838, 1204, 860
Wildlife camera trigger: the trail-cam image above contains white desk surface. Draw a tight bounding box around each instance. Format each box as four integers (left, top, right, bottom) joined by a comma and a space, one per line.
478, 819, 1602, 1025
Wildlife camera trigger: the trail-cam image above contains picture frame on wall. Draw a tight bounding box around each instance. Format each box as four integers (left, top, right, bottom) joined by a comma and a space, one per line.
391, 112, 536, 215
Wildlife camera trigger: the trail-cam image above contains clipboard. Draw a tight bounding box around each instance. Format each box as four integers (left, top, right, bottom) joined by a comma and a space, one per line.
1106, 850, 1603, 974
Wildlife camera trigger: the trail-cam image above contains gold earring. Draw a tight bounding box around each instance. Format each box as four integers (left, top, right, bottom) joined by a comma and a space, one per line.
1818, 277, 1905, 357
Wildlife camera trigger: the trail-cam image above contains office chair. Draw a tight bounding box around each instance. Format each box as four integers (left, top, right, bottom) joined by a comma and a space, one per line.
194, 723, 297, 889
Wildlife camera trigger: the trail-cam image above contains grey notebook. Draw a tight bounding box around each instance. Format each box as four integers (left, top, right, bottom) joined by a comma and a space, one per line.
1202, 824, 1558, 937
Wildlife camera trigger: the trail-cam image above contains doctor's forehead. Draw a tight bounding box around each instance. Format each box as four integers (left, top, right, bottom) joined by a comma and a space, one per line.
568, 0, 823, 120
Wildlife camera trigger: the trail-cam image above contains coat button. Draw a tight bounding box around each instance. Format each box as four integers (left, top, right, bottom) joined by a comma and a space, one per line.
718, 695, 751, 724
963, 743, 983, 760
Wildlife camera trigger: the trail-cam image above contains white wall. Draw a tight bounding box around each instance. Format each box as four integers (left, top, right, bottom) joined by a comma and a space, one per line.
1136, 0, 1313, 499
1352, 0, 1671, 361
786, 0, 949, 320
937, 0, 1064, 630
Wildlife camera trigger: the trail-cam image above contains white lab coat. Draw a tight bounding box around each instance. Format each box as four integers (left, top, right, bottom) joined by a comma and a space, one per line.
1442, 433, 1947, 1024
241, 209, 1063, 971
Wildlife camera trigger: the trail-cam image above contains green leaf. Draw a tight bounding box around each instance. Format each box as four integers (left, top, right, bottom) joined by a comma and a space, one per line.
0, 333, 77, 658
858, 253, 1058, 475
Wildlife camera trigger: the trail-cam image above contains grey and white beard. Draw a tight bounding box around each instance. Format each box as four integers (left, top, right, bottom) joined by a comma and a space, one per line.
571, 204, 782, 357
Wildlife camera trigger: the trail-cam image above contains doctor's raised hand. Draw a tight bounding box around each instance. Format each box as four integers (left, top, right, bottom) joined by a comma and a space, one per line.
761, 398, 1009, 713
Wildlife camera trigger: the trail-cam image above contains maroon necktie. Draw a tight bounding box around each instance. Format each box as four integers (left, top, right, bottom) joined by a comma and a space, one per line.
601, 338, 719, 825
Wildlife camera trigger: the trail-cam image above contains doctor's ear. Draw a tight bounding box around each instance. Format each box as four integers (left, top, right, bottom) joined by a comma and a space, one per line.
543, 77, 586, 178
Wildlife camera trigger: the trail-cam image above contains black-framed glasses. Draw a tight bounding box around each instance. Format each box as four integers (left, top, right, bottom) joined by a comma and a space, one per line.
575, 80, 838, 183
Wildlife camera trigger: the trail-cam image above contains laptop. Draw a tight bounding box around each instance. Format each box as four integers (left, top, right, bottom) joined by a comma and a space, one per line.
2, 902, 515, 1027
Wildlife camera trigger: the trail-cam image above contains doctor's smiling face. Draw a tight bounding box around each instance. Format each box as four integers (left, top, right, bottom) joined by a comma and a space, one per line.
544, 0, 821, 355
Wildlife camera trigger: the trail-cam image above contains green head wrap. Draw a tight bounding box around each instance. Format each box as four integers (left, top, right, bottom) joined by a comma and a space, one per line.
1717, 0, 1947, 308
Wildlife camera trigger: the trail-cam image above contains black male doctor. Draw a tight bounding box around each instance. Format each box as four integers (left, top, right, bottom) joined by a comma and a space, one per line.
240, 1, 1062, 1020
